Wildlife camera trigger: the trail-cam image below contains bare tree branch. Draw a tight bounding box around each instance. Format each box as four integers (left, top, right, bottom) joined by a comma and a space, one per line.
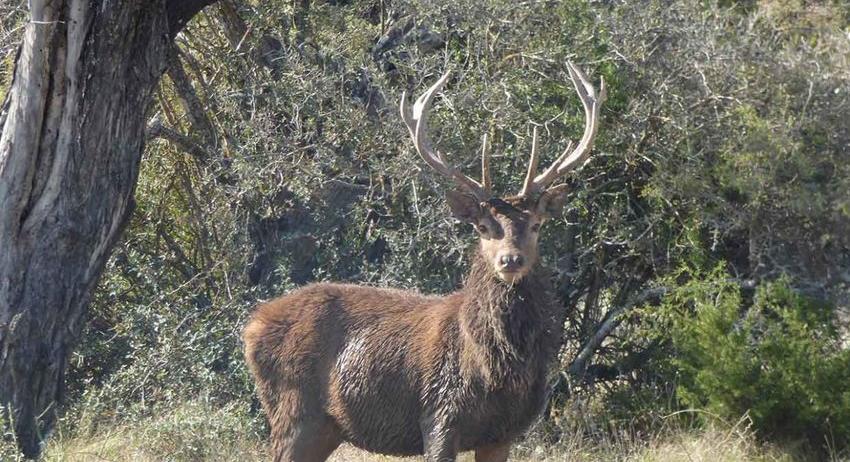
165, 45, 217, 148
568, 286, 668, 380
167, 0, 219, 38
147, 119, 211, 163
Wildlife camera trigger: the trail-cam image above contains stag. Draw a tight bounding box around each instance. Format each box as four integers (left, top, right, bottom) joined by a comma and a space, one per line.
244, 62, 605, 462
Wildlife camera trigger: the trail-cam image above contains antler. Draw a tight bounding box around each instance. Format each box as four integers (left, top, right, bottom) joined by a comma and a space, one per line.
519, 61, 606, 197
400, 71, 491, 202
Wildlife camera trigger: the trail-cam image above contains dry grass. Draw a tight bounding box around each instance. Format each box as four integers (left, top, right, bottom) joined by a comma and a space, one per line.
21, 400, 821, 462
39, 401, 267, 462
39, 433, 801, 462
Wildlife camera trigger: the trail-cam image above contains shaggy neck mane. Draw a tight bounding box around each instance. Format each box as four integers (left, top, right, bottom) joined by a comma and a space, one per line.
457, 250, 561, 385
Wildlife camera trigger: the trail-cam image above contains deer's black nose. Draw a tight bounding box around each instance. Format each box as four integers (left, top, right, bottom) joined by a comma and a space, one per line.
498, 254, 524, 270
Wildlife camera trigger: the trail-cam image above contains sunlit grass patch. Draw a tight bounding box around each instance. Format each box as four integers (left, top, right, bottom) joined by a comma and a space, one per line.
42, 400, 266, 462
34, 401, 819, 462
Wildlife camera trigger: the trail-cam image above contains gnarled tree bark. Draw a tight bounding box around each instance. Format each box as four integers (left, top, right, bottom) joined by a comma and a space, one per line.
0, 0, 215, 457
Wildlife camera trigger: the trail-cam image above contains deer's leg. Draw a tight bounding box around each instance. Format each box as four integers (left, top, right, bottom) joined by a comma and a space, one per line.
421, 419, 458, 462
287, 416, 342, 462
270, 389, 342, 462
423, 434, 458, 462
475, 443, 511, 462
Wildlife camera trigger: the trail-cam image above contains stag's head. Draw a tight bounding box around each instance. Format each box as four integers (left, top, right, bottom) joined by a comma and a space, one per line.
401, 63, 605, 284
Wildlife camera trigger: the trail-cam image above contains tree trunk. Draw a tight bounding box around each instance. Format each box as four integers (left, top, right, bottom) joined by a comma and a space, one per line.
0, 0, 214, 457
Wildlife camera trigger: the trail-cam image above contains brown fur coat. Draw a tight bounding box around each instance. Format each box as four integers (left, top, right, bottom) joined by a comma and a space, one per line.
243, 250, 564, 456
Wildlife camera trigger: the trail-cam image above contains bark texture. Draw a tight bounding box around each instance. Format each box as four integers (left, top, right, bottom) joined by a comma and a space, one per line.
0, 0, 214, 457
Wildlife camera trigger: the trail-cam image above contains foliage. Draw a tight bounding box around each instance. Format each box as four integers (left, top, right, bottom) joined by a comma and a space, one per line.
660, 266, 850, 448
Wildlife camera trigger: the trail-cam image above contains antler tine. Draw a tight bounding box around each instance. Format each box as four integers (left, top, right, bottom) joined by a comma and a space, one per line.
480, 133, 491, 194
522, 61, 606, 196
400, 71, 490, 201
519, 127, 540, 196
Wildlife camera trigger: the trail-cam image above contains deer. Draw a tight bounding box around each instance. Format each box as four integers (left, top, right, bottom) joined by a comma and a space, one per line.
243, 62, 605, 462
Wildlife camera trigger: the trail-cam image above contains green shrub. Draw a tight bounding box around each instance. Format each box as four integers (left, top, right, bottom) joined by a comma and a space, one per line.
662, 266, 850, 448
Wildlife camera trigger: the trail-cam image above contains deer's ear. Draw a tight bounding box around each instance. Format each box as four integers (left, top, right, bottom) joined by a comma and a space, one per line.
446, 190, 484, 224
537, 184, 571, 218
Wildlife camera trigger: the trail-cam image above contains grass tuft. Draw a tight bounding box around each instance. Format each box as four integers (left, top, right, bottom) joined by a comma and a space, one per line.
25, 400, 821, 462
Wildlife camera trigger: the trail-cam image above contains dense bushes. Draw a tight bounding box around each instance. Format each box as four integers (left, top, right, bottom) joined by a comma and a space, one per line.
659, 267, 850, 446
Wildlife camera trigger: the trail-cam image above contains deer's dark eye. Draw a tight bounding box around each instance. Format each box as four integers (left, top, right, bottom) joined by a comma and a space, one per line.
477, 223, 489, 234
530, 223, 541, 233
